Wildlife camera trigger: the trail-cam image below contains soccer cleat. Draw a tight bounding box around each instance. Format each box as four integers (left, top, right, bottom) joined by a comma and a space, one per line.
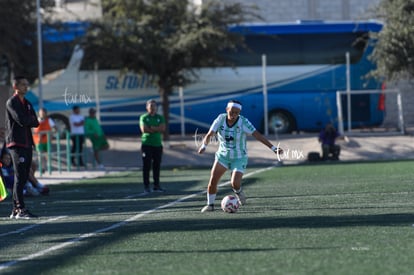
201, 204, 214, 212
15, 209, 38, 219
144, 187, 151, 194
153, 186, 166, 192
235, 190, 247, 205
9, 209, 18, 219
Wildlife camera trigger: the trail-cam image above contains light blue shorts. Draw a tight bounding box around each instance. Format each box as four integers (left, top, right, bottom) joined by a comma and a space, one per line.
215, 153, 248, 173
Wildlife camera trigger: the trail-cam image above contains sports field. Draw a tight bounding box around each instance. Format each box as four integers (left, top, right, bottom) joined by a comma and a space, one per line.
1, 161, 414, 274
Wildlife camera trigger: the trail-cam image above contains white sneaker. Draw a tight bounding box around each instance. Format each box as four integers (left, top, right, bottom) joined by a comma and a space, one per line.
201, 204, 214, 212
235, 190, 247, 205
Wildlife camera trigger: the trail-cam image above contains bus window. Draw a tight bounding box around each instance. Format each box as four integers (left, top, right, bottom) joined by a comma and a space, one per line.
224, 32, 368, 66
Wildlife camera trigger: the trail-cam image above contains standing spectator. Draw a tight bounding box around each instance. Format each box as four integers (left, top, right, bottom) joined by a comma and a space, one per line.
69, 105, 85, 167
5, 76, 39, 219
33, 107, 56, 169
139, 99, 166, 193
318, 123, 341, 160
197, 100, 283, 212
84, 108, 109, 169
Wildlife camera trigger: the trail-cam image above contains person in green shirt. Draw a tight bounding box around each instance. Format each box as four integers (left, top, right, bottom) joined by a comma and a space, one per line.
84, 108, 109, 169
139, 99, 166, 193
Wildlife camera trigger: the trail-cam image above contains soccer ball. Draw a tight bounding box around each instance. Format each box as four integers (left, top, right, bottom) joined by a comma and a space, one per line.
221, 195, 240, 213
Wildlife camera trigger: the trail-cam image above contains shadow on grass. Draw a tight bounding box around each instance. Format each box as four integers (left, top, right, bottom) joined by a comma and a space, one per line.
1, 167, 414, 274
2, 210, 414, 274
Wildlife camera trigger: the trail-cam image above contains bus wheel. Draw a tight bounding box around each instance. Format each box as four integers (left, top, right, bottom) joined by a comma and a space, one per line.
268, 110, 295, 134
49, 114, 70, 138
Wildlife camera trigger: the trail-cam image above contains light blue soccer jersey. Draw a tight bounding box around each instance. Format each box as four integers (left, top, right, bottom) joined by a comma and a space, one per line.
209, 113, 256, 160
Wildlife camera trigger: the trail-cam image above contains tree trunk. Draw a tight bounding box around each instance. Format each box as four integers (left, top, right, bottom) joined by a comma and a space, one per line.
0, 84, 10, 143
0, 55, 11, 143
159, 86, 170, 141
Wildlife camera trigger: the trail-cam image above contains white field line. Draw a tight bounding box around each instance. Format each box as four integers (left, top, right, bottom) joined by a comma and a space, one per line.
0, 216, 67, 238
0, 166, 275, 271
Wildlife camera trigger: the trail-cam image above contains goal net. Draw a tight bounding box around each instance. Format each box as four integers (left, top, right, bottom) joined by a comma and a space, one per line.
336, 88, 405, 135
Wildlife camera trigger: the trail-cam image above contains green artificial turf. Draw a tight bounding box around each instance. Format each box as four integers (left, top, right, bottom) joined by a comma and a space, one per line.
1, 161, 414, 275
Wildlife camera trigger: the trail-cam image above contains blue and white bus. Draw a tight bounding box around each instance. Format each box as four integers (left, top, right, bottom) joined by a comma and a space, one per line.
30, 20, 384, 135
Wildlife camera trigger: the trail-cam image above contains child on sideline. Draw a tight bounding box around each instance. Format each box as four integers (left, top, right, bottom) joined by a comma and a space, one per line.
84, 108, 109, 169
33, 108, 56, 170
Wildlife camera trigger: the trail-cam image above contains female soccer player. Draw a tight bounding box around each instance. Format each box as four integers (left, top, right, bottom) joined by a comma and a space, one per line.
198, 100, 282, 212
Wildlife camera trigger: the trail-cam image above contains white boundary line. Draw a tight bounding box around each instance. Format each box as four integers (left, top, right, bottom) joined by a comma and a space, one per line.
124, 192, 150, 199
0, 166, 275, 271
0, 216, 67, 238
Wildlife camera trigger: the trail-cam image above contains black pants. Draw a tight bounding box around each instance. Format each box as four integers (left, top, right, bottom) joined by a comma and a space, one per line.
141, 145, 163, 187
322, 144, 340, 160
9, 147, 32, 209
71, 134, 85, 166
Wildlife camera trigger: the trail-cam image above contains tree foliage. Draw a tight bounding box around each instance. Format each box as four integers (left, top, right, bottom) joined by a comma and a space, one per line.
83, 0, 259, 139
370, 0, 414, 81
0, 0, 55, 82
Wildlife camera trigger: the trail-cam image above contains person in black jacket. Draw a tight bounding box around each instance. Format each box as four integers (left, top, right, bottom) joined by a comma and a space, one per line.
5, 76, 39, 219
